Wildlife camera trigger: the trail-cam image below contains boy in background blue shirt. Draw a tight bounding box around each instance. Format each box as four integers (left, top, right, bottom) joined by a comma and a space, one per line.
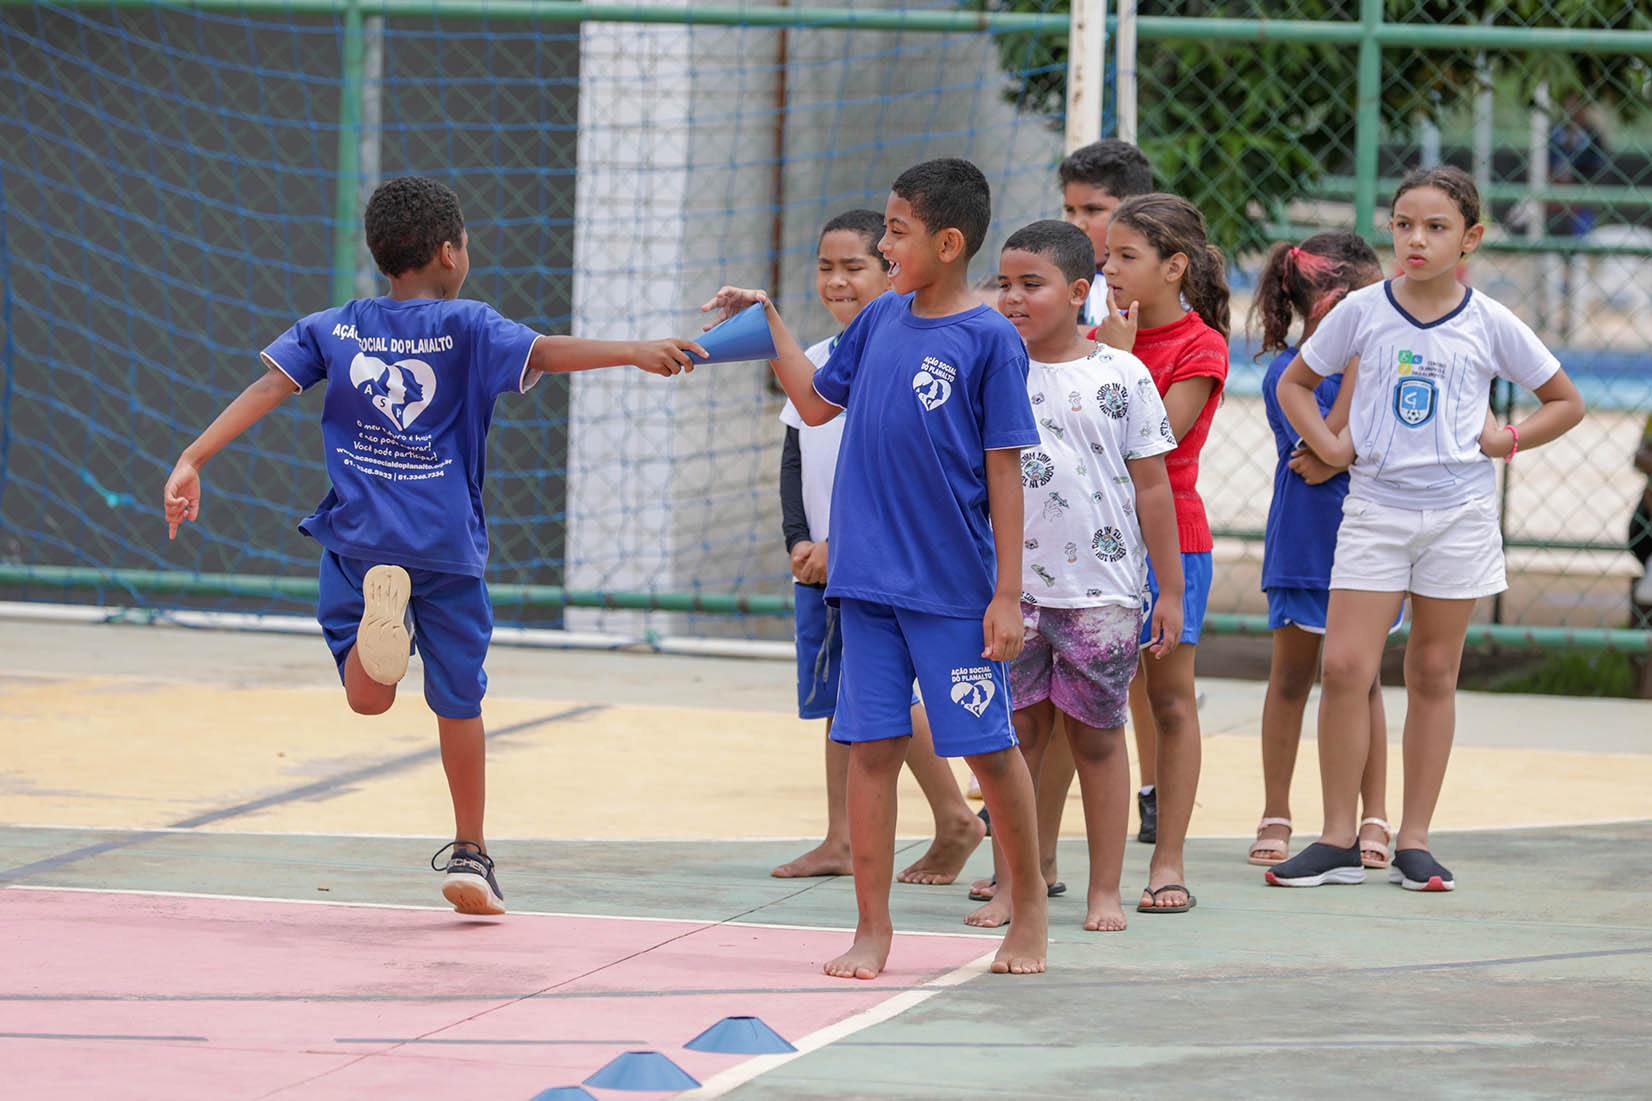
705, 158, 1048, 978
163, 176, 703, 915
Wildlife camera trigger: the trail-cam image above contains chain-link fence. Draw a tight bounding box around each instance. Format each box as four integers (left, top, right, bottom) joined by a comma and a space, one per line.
2, 1, 1648, 650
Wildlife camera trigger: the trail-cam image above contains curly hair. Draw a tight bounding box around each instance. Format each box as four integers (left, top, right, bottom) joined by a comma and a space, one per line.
890, 158, 992, 260
1057, 139, 1153, 199
363, 176, 465, 278
820, 209, 890, 271
1250, 232, 1381, 356
1002, 219, 1095, 285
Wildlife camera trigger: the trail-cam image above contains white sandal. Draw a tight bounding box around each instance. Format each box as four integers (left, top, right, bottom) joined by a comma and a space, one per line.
1359, 817, 1393, 869
1247, 817, 1292, 866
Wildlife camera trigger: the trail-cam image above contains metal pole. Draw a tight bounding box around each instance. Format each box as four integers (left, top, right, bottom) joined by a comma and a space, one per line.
1064, 0, 1105, 153
1114, 0, 1137, 144
1353, 0, 1382, 237
330, 0, 366, 305
353, 14, 385, 300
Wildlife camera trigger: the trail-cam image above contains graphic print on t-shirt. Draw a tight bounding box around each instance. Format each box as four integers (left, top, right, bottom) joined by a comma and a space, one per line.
912, 355, 957, 411
1392, 350, 1438, 427
350, 353, 436, 432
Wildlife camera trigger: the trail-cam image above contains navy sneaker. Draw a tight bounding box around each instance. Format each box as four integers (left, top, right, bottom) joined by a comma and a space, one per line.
1389, 848, 1455, 892
1264, 841, 1366, 887
431, 841, 505, 915
1137, 787, 1157, 844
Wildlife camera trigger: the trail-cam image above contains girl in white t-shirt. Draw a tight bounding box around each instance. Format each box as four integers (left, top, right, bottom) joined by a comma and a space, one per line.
1268, 166, 1584, 893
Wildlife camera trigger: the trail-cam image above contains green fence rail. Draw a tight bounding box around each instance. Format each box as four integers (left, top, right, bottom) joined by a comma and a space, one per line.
5, 566, 1648, 652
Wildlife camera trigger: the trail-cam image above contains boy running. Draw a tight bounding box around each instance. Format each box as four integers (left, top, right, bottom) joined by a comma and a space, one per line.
704, 158, 1048, 977
163, 176, 702, 914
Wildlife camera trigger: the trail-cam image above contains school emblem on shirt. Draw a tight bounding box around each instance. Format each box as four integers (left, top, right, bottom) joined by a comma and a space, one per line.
1096, 382, 1128, 419
1022, 450, 1055, 487
949, 665, 997, 717
350, 353, 436, 433
912, 356, 957, 411
1092, 526, 1127, 562
1393, 376, 1437, 427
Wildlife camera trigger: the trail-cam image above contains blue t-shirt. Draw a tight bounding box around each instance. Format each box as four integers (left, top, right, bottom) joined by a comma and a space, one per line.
261, 296, 541, 577
814, 291, 1039, 618
1260, 347, 1346, 591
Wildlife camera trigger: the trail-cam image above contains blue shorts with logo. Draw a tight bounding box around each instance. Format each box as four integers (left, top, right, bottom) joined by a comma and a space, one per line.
1140, 550, 1213, 646
317, 549, 492, 719
833, 598, 1017, 759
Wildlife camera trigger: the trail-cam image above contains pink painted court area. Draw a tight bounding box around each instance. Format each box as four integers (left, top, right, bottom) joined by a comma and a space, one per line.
1, 887, 989, 1099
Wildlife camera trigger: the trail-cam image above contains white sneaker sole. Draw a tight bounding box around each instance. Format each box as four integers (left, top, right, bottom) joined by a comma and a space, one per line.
357, 564, 411, 685
1388, 867, 1455, 891
1266, 865, 1366, 887
443, 873, 506, 915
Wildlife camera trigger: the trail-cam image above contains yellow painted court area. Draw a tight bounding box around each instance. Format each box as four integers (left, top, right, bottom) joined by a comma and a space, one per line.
5, 668, 1649, 840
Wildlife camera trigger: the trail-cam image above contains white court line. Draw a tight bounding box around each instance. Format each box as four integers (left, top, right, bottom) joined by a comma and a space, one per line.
0, 884, 1000, 941
688, 949, 998, 1097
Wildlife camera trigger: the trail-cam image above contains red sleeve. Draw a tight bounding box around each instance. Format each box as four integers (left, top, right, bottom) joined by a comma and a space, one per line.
1165, 324, 1229, 400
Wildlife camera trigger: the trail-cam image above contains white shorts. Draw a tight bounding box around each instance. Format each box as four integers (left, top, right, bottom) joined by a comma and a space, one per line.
1329, 495, 1506, 600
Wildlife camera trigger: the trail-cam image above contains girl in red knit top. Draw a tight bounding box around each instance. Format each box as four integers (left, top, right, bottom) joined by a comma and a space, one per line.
1094, 193, 1230, 913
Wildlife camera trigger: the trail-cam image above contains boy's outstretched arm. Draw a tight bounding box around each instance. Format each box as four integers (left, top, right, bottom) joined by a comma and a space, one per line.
526, 334, 707, 379
164, 365, 298, 539
1278, 354, 1354, 467
982, 447, 1025, 663
700, 286, 840, 425
1126, 454, 1183, 658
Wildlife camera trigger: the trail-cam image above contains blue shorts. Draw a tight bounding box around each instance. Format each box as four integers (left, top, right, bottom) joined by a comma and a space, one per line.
834, 598, 1017, 759
318, 550, 492, 719
1140, 550, 1212, 646
1266, 585, 1405, 635
794, 583, 841, 720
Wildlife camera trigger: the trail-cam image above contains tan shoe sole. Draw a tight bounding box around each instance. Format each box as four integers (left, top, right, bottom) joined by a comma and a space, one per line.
356, 564, 411, 685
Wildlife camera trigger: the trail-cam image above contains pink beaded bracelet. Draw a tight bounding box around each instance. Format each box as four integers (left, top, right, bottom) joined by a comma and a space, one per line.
1504, 423, 1519, 462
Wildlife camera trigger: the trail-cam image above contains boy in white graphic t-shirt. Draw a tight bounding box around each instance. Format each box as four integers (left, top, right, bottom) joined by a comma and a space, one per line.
966, 221, 1183, 934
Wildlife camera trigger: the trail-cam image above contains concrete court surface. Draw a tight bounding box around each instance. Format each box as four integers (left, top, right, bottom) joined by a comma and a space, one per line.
2, 617, 1650, 1098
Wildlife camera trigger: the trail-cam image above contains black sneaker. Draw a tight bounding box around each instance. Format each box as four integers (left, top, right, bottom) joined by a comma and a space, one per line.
431, 841, 505, 914
1264, 841, 1366, 887
1137, 787, 1157, 844
1389, 848, 1455, 892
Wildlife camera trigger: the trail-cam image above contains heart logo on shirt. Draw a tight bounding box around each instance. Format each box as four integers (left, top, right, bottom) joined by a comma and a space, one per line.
950, 678, 996, 717
350, 353, 437, 432
912, 370, 953, 411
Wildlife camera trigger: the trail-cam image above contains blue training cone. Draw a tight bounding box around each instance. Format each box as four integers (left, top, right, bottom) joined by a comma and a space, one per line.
692, 302, 777, 363
683, 1015, 797, 1055
583, 1050, 701, 1091
528, 1088, 598, 1101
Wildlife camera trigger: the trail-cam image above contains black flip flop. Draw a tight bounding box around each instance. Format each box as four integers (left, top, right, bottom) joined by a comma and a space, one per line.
967, 877, 1067, 902
1136, 883, 1196, 913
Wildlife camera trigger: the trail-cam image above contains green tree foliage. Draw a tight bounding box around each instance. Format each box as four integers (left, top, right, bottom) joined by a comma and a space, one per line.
972, 1, 1650, 255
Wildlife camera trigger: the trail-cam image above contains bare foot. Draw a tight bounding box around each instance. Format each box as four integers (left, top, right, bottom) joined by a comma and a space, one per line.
771, 841, 852, 878
1083, 889, 1127, 932
897, 813, 987, 885
964, 895, 1011, 928
969, 874, 996, 899
823, 929, 892, 980
990, 903, 1047, 974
